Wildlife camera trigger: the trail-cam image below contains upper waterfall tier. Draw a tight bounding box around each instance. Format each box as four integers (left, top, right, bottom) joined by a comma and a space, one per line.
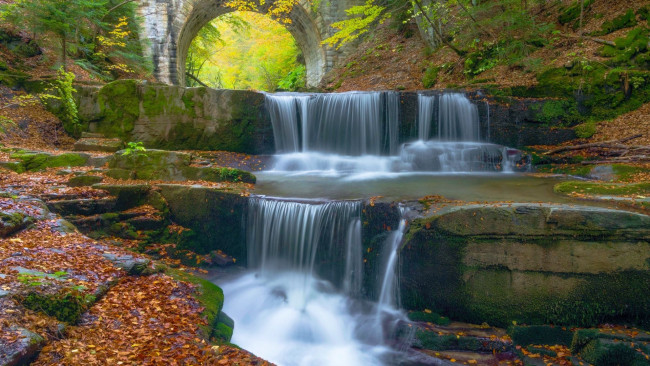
266, 92, 400, 156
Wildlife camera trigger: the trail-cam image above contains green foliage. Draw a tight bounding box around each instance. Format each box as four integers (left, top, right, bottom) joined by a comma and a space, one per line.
408, 310, 450, 325
0, 0, 107, 67
592, 10, 637, 36
188, 11, 303, 91
322, 0, 389, 49
0, 115, 16, 135
277, 64, 306, 91
0, 0, 150, 79
51, 68, 80, 136
575, 121, 597, 138
464, 43, 500, 76
422, 65, 439, 88
122, 141, 147, 156
532, 100, 583, 126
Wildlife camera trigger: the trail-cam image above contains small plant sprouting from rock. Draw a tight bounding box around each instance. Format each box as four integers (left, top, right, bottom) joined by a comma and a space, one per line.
122, 141, 147, 156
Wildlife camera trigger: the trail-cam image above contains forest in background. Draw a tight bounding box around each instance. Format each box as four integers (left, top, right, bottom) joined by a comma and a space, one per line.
186, 11, 305, 91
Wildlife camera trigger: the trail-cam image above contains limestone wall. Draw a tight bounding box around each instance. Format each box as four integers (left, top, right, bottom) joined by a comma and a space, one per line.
400, 203, 650, 327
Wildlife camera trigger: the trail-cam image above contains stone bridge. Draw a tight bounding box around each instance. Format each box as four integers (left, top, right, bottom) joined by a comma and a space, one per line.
137, 0, 363, 87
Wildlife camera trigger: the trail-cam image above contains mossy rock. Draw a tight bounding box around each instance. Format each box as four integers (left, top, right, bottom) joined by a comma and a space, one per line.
592, 9, 637, 36
21, 290, 93, 324
559, 0, 594, 26
104, 168, 135, 180
415, 331, 509, 353
96, 80, 140, 139
10, 152, 89, 172
0, 211, 33, 237
67, 175, 103, 187
579, 340, 644, 366
165, 269, 228, 341
509, 325, 574, 347
408, 311, 451, 325
183, 166, 257, 184
554, 181, 650, 196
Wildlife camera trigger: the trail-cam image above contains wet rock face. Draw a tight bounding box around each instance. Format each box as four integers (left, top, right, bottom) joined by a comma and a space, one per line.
400, 203, 650, 327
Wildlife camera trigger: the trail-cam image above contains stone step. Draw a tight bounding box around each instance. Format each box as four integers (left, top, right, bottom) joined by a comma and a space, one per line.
81, 132, 105, 138
74, 137, 124, 153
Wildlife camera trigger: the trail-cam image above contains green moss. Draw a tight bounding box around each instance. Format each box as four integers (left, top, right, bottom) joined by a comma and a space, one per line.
21, 290, 93, 324
554, 181, 650, 196
532, 99, 583, 126
408, 311, 451, 325
575, 121, 597, 138
422, 66, 439, 89
416, 332, 481, 351
96, 80, 140, 139
579, 340, 641, 366
592, 10, 637, 36
10, 152, 88, 171
509, 325, 574, 347
612, 164, 650, 181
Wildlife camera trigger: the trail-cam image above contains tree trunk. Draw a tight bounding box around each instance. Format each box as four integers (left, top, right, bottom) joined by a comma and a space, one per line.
412, 0, 466, 56
579, 0, 585, 37
61, 35, 67, 71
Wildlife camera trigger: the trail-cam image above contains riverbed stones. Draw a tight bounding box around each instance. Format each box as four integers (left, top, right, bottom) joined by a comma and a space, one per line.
0, 326, 45, 366
400, 203, 650, 327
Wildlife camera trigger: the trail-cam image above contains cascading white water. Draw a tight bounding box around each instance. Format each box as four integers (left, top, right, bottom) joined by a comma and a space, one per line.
418, 95, 436, 141
221, 197, 414, 366
437, 93, 481, 141
265, 91, 524, 175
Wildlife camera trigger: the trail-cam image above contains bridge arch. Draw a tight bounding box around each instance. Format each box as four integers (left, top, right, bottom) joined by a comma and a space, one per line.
137, 0, 357, 87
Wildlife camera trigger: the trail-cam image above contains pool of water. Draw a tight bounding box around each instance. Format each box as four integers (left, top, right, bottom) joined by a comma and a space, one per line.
254, 171, 576, 203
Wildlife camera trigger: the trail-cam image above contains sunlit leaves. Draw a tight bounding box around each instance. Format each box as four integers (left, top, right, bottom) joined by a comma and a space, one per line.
322, 0, 389, 49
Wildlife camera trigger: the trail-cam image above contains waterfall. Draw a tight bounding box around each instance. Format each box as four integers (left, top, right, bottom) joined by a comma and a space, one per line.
266, 91, 527, 174
222, 197, 414, 366
417, 94, 436, 140
247, 197, 362, 290
385, 92, 401, 156
266, 92, 393, 156
266, 95, 303, 152
437, 93, 481, 141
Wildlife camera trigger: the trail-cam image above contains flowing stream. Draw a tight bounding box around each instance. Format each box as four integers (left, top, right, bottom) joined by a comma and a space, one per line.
265, 92, 524, 176
221, 198, 413, 366
219, 91, 535, 366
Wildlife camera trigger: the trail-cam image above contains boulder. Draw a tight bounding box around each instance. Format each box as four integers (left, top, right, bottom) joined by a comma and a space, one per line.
47, 198, 117, 217
400, 203, 650, 327
102, 252, 151, 275
74, 137, 123, 152
0, 327, 45, 366
109, 150, 192, 181
66, 175, 103, 187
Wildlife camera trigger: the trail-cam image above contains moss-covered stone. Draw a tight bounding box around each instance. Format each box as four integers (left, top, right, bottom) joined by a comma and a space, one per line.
9, 152, 90, 172
0, 211, 32, 237
96, 80, 140, 139
21, 290, 93, 324
554, 181, 650, 196
592, 9, 638, 36
165, 268, 229, 342
67, 175, 103, 187
183, 166, 257, 184
509, 325, 574, 347
158, 185, 247, 258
